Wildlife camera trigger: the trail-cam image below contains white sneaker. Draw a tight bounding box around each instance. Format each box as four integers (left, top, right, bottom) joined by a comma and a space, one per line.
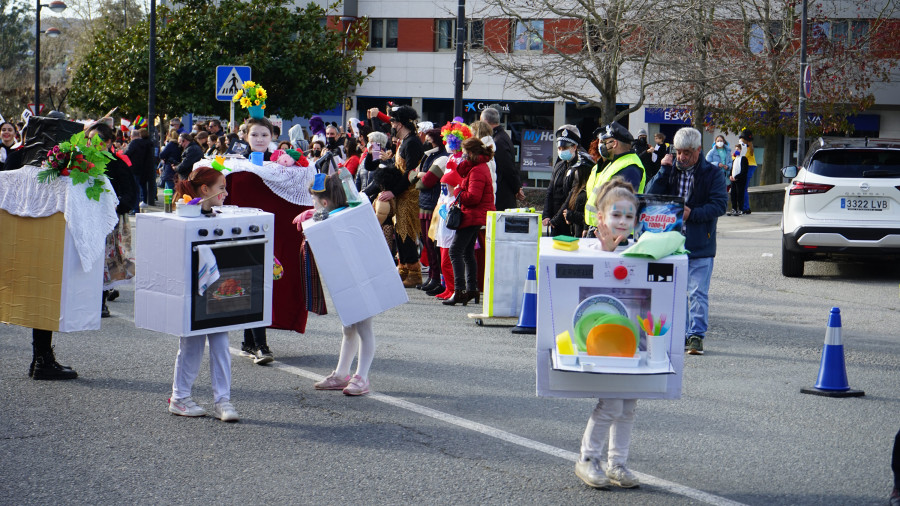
575, 458, 610, 489
168, 397, 207, 417
607, 464, 639, 488
213, 401, 239, 422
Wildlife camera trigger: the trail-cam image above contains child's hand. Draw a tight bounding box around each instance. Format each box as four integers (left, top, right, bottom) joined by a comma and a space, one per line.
594, 216, 626, 252
293, 209, 316, 231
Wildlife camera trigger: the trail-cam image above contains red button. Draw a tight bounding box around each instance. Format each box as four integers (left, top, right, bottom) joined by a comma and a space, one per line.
613, 265, 628, 280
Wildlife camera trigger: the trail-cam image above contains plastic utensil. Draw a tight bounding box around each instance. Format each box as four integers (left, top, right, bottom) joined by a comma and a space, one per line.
556, 331, 575, 355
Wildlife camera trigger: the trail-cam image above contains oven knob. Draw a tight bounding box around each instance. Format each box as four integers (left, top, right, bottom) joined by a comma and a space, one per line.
249, 225, 260, 233
214, 228, 224, 236
198, 229, 208, 237
613, 265, 628, 280
232, 227, 242, 235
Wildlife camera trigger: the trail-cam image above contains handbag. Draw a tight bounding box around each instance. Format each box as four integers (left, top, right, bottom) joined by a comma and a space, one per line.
445, 196, 462, 230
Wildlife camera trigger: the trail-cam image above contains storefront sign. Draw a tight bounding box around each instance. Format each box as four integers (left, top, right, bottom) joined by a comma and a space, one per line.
464, 101, 512, 114
644, 107, 693, 125
520, 129, 554, 172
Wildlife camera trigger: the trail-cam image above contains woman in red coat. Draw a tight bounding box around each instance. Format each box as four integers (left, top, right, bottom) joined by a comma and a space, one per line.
443, 137, 496, 306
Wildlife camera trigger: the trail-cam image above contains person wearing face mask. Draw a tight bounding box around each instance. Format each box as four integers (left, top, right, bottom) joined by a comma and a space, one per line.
737, 130, 756, 214
645, 127, 727, 356
705, 135, 731, 180
728, 141, 749, 216
542, 125, 585, 237
583, 122, 646, 236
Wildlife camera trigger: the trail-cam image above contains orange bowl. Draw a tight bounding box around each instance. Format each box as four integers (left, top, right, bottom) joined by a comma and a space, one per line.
586, 324, 638, 357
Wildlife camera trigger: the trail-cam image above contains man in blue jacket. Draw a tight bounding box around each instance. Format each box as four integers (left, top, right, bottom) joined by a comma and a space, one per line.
645, 127, 727, 355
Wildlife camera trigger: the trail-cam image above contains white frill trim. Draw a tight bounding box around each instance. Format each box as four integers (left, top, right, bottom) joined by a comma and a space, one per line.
0, 165, 120, 271
194, 158, 316, 206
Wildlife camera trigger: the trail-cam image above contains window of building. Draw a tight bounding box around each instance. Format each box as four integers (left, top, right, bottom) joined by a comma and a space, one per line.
748, 22, 782, 54
435, 19, 485, 51
811, 20, 869, 52
370, 18, 398, 50
513, 19, 544, 52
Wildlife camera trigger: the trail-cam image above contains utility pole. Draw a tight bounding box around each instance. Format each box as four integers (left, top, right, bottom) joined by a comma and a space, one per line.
797, 0, 809, 165
453, 0, 465, 118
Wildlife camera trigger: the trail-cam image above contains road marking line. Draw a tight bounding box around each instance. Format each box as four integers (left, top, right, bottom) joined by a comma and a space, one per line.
726, 226, 780, 234
231, 348, 747, 506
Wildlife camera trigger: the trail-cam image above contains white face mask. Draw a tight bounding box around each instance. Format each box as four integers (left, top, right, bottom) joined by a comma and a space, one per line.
716, 141, 724, 148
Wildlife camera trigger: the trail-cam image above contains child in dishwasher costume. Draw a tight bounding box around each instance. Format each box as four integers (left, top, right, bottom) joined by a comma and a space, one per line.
293, 174, 377, 396
167, 167, 239, 421
575, 177, 642, 489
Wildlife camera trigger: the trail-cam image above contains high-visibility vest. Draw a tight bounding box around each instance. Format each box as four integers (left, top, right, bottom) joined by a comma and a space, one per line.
584, 152, 646, 227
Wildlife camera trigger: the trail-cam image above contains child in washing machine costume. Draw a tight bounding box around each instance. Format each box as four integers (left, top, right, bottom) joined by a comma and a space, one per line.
575, 177, 643, 490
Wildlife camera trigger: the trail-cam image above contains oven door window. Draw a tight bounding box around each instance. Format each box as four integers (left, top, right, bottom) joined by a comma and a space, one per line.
191, 239, 265, 330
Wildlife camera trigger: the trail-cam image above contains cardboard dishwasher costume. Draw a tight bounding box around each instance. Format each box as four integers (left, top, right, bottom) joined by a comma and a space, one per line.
536, 237, 686, 400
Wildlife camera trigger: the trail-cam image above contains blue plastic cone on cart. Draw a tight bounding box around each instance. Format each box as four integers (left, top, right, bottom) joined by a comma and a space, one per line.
511, 265, 537, 335
801, 307, 864, 398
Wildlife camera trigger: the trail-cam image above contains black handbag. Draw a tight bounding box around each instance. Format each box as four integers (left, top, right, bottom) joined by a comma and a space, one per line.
446, 196, 462, 230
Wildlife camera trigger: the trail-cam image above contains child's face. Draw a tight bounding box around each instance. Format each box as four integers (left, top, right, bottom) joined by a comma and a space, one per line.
248, 125, 271, 152
602, 199, 637, 237
200, 175, 227, 209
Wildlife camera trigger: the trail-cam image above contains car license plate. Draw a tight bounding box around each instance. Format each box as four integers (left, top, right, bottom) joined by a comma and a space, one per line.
840, 198, 889, 211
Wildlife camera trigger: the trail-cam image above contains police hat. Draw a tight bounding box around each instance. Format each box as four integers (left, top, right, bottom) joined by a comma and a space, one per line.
598, 121, 634, 144
555, 125, 581, 147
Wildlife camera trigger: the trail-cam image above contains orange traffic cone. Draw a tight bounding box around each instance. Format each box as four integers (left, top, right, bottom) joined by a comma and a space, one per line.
800, 307, 865, 398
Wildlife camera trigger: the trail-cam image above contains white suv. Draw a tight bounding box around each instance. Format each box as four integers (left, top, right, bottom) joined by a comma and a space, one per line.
780, 138, 900, 277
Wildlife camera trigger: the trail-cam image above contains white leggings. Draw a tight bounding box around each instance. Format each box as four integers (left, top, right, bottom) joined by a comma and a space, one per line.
172, 332, 231, 404
334, 317, 376, 380
580, 398, 638, 467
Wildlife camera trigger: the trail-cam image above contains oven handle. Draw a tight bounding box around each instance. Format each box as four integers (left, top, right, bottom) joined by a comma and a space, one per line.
192, 238, 268, 252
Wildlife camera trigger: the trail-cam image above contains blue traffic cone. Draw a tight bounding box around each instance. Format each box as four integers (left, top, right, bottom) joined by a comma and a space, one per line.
511, 265, 537, 335
800, 307, 865, 397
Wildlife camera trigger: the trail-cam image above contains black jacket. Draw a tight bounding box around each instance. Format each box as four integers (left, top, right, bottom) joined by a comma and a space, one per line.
492, 125, 520, 211
105, 153, 139, 215
124, 137, 154, 182
544, 150, 591, 233
0, 144, 24, 172
176, 142, 204, 178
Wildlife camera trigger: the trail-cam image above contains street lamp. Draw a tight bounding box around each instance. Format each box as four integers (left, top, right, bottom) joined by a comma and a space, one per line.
35, 0, 67, 117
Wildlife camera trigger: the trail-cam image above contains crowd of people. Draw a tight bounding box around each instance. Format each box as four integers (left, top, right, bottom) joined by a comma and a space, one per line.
17, 105, 892, 498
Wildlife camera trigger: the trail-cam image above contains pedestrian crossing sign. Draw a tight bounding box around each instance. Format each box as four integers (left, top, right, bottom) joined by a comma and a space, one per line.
216, 66, 252, 101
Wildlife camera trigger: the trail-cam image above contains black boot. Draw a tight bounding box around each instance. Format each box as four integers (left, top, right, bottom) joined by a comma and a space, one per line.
32, 348, 78, 380
101, 290, 110, 318
107, 289, 120, 301
425, 280, 445, 296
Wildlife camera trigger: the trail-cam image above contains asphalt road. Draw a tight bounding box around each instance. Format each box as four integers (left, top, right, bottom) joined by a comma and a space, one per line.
2, 211, 898, 505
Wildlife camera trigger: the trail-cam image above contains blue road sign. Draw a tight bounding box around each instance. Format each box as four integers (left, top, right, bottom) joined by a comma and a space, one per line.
216, 66, 252, 101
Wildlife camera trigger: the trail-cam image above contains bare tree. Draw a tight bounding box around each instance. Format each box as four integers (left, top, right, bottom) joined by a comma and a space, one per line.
659, 0, 899, 183
474, 0, 685, 125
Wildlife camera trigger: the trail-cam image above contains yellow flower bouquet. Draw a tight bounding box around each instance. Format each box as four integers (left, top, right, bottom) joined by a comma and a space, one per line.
233, 81, 267, 118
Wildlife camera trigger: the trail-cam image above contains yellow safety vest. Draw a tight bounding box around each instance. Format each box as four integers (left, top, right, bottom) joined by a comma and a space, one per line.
584, 152, 646, 227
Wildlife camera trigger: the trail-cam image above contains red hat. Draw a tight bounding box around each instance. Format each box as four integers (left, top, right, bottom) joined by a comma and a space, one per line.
441, 169, 462, 187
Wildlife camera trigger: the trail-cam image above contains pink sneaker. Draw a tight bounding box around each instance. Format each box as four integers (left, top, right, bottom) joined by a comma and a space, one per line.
314, 371, 351, 390
342, 375, 370, 396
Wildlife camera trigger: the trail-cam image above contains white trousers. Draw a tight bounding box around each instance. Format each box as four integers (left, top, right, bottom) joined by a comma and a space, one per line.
580, 398, 638, 467
172, 332, 231, 404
